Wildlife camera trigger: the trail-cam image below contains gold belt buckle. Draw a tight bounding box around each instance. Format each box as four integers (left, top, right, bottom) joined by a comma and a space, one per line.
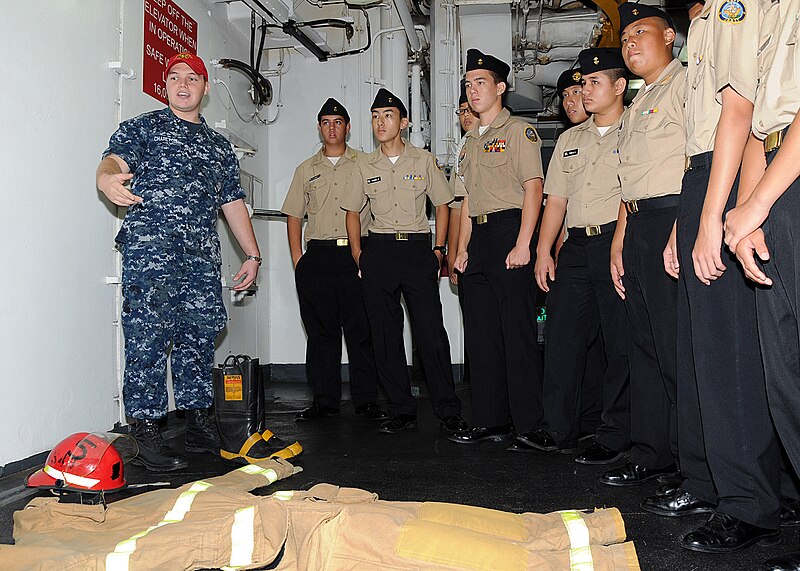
585, 225, 601, 236
625, 200, 639, 214
476, 214, 488, 224
395, 231, 409, 241
765, 130, 784, 153
336, 238, 349, 246
684, 156, 692, 172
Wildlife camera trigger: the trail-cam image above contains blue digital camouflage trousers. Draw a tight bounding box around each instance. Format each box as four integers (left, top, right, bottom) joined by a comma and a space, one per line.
121, 244, 227, 419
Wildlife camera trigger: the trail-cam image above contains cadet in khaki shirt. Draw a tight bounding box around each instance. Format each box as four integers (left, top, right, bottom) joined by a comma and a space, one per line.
525, 49, 630, 466
447, 92, 479, 285
341, 88, 467, 435
640, 0, 783, 553
601, 3, 685, 488
450, 49, 545, 448
724, 1, 800, 566
281, 98, 386, 423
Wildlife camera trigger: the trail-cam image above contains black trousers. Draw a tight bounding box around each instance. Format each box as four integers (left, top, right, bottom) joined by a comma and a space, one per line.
295, 240, 379, 409
758, 144, 800, 509
676, 157, 780, 528
360, 234, 461, 419
543, 230, 630, 450
463, 209, 543, 433
581, 337, 606, 434
623, 201, 678, 469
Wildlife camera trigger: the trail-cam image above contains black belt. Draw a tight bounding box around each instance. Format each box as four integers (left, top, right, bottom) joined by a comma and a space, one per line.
368, 231, 431, 242
624, 194, 680, 215
470, 208, 522, 225
307, 238, 351, 248
567, 221, 617, 237
684, 151, 713, 172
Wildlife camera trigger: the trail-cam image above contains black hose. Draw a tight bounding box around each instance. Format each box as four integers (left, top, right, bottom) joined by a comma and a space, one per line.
250, 12, 256, 70
255, 17, 267, 72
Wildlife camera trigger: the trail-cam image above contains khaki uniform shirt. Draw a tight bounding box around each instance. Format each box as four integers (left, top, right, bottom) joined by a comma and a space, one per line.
544, 117, 622, 228
752, 0, 800, 139
449, 135, 470, 210
341, 139, 453, 234
686, 0, 760, 155
281, 146, 370, 240
461, 108, 544, 217
618, 58, 687, 201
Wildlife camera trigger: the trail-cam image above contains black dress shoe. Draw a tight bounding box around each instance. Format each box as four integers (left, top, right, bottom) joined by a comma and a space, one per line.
655, 481, 682, 497
680, 512, 780, 553
600, 462, 678, 487
296, 402, 340, 421
508, 430, 577, 453
781, 497, 800, 527
440, 415, 469, 433
354, 402, 389, 420
448, 424, 514, 444
575, 443, 625, 465
657, 471, 683, 487
379, 414, 418, 433
761, 549, 800, 571
641, 487, 716, 517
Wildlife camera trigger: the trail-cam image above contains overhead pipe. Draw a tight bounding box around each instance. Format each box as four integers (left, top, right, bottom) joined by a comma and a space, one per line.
410, 63, 424, 147
393, 0, 422, 53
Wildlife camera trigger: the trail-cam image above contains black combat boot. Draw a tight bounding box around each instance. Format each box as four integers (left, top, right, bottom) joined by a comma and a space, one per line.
131, 419, 188, 472
185, 408, 221, 454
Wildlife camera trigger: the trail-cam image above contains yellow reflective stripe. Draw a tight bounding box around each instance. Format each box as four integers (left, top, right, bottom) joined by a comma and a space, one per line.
273, 490, 294, 501
569, 546, 594, 570
236, 464, 279, 483
560, 511, 594, 571
43, 463, 101, 489
105, 481, 213, 571
227, 506, 256, 568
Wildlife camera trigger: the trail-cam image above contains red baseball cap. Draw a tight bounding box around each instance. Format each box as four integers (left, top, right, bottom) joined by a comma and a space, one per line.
165, 52, 208, 81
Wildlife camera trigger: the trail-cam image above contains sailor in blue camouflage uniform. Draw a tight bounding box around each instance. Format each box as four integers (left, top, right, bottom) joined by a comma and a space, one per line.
96, 52, 262, 472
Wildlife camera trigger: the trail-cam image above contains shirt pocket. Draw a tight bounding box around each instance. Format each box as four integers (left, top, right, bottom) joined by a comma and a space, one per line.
364, 179, 393, 216
477, 151, 513, 197
304, 177, 329, 215
629, 113, 669, 164
561, 153, 588, 189
398, 178, 426, 214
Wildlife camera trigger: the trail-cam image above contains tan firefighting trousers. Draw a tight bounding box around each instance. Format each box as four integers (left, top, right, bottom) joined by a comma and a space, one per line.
0, 458, 639, 570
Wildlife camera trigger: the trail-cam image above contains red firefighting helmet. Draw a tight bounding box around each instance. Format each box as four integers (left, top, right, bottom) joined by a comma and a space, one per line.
26, 432, 129, 493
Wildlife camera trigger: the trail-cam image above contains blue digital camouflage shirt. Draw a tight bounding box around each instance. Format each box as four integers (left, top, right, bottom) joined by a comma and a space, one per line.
103, 108, 246, 264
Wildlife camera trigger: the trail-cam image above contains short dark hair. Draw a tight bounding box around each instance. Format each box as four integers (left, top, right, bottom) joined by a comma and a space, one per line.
488, 70, 507, 89
600, 68, 628, 90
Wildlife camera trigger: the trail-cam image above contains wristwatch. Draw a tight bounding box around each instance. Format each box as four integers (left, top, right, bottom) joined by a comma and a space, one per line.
245, 255, 263, 266
433, 245, 447, 256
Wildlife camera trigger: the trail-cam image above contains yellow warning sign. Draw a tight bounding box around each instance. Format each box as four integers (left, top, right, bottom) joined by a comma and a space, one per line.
224, 374, 243, 401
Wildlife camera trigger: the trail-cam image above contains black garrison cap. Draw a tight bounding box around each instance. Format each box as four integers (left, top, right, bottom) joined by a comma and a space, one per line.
465, 49, 511, 84
556, 68, 583, 96
618, 2, 675, 33
578, 48, 627, 75
371, 88, 408, 118
317, 98, 350, 123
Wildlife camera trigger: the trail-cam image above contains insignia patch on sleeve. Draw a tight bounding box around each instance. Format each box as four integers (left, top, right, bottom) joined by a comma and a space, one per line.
525, 127, 538, 143
367, 176, 381, 184
718, 0, 746, 23
435, 158, 444, 171
563, 149, 579, 157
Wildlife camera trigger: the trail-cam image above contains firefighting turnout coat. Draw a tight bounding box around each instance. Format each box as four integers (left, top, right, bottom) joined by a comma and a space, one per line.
0, 458, 640, 570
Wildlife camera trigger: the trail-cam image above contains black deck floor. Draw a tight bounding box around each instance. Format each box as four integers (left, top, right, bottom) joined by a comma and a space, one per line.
1, 383, 794, 570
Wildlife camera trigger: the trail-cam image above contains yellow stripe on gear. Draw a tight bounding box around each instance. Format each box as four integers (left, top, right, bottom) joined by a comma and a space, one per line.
220, 506, 256, 570
105, 481, 213, 571
560, 511, 594, 570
